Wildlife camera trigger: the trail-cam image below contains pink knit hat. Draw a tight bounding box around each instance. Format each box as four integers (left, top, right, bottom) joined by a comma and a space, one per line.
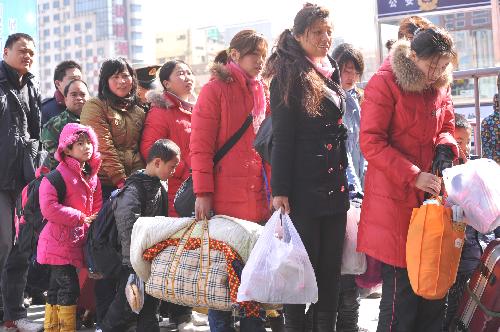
55, 123, 100, 163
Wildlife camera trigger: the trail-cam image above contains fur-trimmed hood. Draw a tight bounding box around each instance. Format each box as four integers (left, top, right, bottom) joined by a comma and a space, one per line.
147, 90, 175, 109
389, 39, 453, 93
210, 62, 234, 83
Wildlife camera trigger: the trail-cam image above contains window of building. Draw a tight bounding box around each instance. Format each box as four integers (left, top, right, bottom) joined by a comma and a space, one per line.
75, 50, 82, 58
44, 55, 51, 63
130, 4, 141, 12
132, 45, 143, 53
131, 18, 142, 26
131, 32, 142, 40
63, 12, 70, 19
54, 27, 60, 34
64, 52, 71, 59
43, 42, 50, 50
44, 68, 51, 76
97, 47, 104, 56
43, 16, 50, 23
53, 1, 59, 8
86, 49, 93, 57
86, 63, 93, 72
85, 22, 92, 29
456, 20, 466, 28
53, 14, 60, 21
156, 38, 163, 43
445, 22, 454, 30
64, 25, 70, 33
54, 40, 61, 48
43, 29, 50, 37
457, 12, 465, 19
75, 37, 81, 45
85, 35, 92, 43
74, 23, 81, 31
63, 0, 70, 5
64, 39, 71, 47
42, 3, 49, 10
55, 54, 62, 62
472, 16, 488, 26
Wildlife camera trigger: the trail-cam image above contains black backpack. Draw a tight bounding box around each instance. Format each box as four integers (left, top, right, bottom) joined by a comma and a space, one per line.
253, 116, 272, 164
85, 182, 147, 279
22, 170, 66, 234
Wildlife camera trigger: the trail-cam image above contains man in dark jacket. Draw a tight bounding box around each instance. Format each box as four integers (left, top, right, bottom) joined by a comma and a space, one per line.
100, 139, 180, 332
41, 60, 81, 125
0, 33, 43, 331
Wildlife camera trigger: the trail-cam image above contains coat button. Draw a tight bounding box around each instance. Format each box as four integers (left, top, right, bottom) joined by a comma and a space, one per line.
328, 191, 334, 196
328, 168, 334, 173
340, 185, 345, 192
326, 144, 333, 150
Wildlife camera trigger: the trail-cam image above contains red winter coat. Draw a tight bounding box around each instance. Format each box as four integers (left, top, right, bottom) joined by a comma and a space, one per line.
357, 40, 458, 268
140, 91, 192, 217
190, 63, 270, 223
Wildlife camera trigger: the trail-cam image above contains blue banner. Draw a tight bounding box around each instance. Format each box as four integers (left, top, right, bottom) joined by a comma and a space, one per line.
377, 0, 490, 18
0, 0, 37, 48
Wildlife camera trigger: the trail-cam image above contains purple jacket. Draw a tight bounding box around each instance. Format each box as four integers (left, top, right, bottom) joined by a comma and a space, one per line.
37, 123, 102, 268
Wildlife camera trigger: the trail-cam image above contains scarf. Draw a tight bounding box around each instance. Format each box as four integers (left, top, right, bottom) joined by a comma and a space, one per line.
103, 89, 136, 110
164, 90, 195, 112
228, 61, 266, 133
306, 56, 335, 79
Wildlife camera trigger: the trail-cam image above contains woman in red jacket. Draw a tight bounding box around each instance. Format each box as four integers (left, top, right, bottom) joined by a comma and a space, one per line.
140, 60, 196, 217
190, 30, 269, 332
358, 26, 458, 331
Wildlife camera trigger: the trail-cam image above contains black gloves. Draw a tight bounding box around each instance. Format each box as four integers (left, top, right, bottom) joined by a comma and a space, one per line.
431, 144, 454, 177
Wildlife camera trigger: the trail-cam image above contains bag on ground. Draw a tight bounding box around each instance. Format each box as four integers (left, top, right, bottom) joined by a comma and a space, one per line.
237, 211, 318, 304
442, 158, 500, 233
406, 197, 466, 300
341, 204, 366, 275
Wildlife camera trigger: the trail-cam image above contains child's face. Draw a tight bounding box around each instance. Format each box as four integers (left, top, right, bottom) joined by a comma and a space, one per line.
154, 156, 180, 181
454, 127, 471, 159
64, 135, 93, 163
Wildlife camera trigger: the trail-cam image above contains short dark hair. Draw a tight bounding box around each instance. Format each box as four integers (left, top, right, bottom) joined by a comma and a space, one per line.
4, 33, 34, 49
146, 139, 180, 163
63, 79, 88, 97
333, 45, 365, 77
159, 60, 190, 89
455, 113, 471, 130
54, 60, 81, 87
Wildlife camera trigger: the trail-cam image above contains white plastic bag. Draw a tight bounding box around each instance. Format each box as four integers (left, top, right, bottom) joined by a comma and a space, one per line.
443, 158, 500, 234
125, 274, 144, 314
341, 204, 366, 275
237, 211, 318, 304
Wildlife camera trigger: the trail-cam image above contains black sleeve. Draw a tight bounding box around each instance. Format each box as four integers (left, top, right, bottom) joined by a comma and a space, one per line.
270, 79, 297, 197
114, 185, 142, 267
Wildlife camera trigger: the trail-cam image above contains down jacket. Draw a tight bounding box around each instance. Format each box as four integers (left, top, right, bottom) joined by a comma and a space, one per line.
37, 123, 102, 268
357, 40, 458, 268
81, 97, 145, 187
140, 91, 192, 217
190, 63, 269, 223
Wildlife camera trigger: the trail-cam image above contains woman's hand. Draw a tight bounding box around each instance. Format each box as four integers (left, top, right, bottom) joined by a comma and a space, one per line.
272, 196, 290, 214
84, 213, 98, 225
195, 194, 213, 221
415, 172, 441, 196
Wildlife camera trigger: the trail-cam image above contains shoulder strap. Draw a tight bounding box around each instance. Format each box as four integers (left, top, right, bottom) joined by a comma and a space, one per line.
45, 169, 66, 204
213, 114, 253, 164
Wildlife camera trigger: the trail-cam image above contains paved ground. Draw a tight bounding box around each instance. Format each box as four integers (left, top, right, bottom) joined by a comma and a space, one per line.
1, 296, 381, 331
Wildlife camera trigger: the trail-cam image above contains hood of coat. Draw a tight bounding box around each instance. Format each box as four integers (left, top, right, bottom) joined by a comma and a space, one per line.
389, 39, 453, 93
210, 62, 234, 84
55, 123, 101, 177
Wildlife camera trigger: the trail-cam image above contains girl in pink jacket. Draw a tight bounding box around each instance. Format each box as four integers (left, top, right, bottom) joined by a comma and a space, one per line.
37, 123, 102, 332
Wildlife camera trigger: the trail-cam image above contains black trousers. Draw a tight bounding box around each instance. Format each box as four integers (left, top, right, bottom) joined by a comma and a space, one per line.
443, 271, 471, 331
377, 263, 446, 332
47, 265, 80, 306
284, 212, 347, 328
336, 274, 361, 331
101, 267, 160, 332
159, 301, 192, 324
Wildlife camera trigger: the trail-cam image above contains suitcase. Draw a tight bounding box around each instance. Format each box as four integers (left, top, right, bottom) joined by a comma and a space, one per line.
453, 239, 500, 331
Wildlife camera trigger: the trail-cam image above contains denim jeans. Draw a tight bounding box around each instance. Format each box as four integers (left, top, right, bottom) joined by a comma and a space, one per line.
208, 309, 266, 332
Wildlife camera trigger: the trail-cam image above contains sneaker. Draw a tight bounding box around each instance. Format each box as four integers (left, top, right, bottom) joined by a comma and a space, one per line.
191, 312, 208, 326
3, 318, 43, 332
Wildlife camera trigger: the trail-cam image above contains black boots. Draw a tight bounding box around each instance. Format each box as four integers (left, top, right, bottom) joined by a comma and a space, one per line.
284, 304, 307, 332
285, 304, 337, 332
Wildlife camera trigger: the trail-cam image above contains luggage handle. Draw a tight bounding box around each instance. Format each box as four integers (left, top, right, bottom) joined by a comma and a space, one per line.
197, 218, 210, 306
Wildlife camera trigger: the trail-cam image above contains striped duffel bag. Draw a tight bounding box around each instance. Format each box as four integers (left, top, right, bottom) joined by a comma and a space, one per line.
142, 218, 260, 312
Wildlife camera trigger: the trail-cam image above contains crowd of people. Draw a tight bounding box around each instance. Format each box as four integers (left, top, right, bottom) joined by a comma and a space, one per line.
0, 3, 498, 332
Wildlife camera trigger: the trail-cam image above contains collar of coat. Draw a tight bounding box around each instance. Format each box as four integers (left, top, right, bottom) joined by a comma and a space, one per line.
390, 39, 453, 93
147, 90, 193, 115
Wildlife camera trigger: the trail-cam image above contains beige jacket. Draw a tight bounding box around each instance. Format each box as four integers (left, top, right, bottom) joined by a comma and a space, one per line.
81, 97, 145, 186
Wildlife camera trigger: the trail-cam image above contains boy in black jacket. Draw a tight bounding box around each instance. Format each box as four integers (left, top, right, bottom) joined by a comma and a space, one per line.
100, 139, 180, 332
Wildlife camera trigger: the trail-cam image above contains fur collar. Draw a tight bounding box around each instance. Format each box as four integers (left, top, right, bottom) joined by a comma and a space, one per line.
147, 90, 174, 109
390, 39, 453, 93
210, 62, 234, 83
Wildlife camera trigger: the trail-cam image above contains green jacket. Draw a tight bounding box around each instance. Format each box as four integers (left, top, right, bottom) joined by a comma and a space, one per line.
41, 109, 80, 169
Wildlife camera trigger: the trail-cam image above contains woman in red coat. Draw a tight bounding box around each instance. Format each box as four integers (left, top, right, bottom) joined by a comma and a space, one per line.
190, 30, 269, 332
358, 26, 458, 331
140, 60, 195, 217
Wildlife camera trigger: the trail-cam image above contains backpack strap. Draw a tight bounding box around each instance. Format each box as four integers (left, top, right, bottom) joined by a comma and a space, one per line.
45, 169, 66, 204
126, 181, 148, 215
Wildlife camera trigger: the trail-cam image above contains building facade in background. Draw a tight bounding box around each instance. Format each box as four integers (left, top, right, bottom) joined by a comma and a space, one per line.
37, 0, 153, 98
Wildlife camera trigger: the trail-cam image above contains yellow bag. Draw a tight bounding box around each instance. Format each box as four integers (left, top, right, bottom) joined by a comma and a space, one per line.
406, 197, 466, 300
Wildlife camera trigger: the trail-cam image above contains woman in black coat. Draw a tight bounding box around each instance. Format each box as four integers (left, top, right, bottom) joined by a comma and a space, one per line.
263, 4, 349, 332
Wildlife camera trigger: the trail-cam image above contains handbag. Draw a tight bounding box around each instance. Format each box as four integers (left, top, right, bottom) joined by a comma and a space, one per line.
406, 196, 466, 300
253, 116, 272, 163
174, 114, 253, 217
